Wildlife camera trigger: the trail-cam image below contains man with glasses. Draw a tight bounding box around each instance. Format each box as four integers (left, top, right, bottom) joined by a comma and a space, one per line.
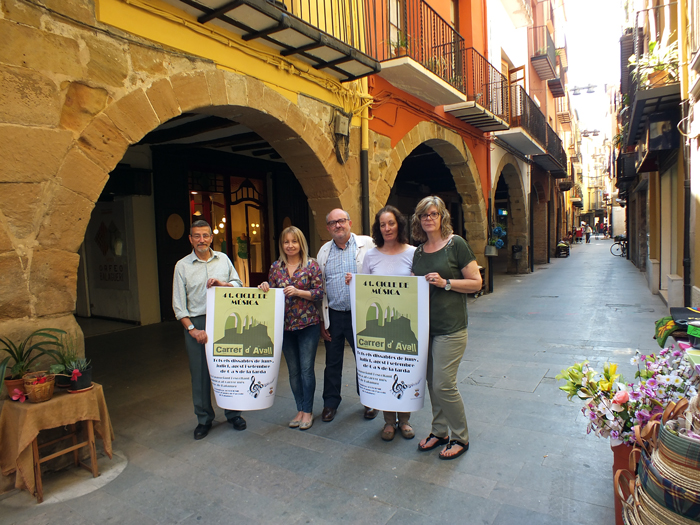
317, 209, 375, 422
173, 220, 246, 440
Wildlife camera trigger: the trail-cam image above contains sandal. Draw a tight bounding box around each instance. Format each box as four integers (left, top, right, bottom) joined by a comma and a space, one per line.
417, 433, 449, 451
438, 439, 469, 460
399, 423, 415, 439
381, 423, 396, 441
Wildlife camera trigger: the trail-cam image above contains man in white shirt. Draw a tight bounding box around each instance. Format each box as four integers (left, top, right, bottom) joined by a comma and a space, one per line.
172, 220, 246, 440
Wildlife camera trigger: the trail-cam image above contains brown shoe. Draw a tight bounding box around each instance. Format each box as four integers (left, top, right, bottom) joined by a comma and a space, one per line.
381, 423, 396, 441
364, 407, 378, 420
399, 422, 415, 439
321, 407, 337, 422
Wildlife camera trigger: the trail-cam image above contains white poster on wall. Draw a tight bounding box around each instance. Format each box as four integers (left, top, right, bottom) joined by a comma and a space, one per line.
350, 275, 430, 412
205, 287, 285, 411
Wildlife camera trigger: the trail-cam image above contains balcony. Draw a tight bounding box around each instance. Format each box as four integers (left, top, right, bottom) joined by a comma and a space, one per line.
625, 3, 681, 147
556, 94, 571, 130
443, 48, 509, 131
162, 0, 381, 82
501, 0, 533, 28
365, 0, 467, 106
616, 151, 637, 192
532, 123, 567, 177
529, 25, 556, 80
559, 179, 573, 191
493, 85, 546, 154
547, 64, 565, 98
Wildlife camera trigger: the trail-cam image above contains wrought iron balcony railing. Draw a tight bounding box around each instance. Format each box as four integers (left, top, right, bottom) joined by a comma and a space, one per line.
528, 25, 556, 80
363, 0, 507, 121
280, 0, 367, 50
628, 3, 680, 95
363, 0, 464, 91
545, 123, 566, 168
462, 47, 508, 122
509, 84, 546, 146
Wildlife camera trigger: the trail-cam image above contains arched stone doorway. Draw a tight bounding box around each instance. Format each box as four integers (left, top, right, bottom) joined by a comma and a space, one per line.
0, 68, 352, 343
492, 155, 528, 274
369, 122, 487, 259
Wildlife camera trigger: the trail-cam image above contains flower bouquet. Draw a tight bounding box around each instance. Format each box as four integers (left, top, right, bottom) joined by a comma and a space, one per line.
556, 343, 700, 444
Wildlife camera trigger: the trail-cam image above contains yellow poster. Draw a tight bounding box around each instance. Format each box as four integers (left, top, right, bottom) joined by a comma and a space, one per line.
351, 275, 429, 411
205, 287, 284, 410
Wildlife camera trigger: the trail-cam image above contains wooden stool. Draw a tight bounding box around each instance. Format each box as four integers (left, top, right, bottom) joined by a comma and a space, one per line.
30, 420, 99, 503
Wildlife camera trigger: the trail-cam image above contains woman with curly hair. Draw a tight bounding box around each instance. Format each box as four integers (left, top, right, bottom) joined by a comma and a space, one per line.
360, 205, 416, 441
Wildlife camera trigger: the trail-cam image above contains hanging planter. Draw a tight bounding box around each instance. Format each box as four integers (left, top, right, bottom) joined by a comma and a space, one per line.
485, 245, 498, 256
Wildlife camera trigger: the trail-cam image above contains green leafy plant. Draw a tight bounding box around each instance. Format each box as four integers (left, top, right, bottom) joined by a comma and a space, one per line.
629, 39, 679, 88
67, 358, 92, 372
49, 333, 80, 376
0, 328, 66, 392
390, 30, 411, 56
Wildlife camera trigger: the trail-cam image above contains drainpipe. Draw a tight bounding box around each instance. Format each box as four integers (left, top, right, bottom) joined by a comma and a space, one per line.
361, 77, 370, 235
679, 0, 691, 305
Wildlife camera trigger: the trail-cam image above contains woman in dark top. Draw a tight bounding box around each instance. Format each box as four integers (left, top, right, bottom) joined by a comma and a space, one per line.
259, 226, 323, 430
411, 196, 482, 460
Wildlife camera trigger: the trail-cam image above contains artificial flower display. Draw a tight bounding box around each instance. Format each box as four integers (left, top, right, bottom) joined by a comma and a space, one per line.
556, 342, 700, 443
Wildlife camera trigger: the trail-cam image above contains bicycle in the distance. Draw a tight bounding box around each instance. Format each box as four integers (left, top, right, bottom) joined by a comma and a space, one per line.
611, 236, 627, 257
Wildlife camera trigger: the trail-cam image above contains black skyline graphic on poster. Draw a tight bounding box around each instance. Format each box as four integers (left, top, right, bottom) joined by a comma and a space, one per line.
214, 313, 273, 356
357, 303, 418, 355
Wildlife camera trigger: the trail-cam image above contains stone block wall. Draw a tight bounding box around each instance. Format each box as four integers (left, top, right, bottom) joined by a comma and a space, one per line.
0, 0, 362, 372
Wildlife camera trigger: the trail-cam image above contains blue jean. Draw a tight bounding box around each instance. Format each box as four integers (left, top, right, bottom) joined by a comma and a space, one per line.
283, 323, 321, 413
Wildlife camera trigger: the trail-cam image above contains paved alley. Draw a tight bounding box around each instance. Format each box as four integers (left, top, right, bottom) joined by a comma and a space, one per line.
1, 239, 667, 524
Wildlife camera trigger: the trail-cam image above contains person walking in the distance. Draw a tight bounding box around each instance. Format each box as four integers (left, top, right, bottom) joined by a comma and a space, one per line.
585, 223, 593, 244
317, 208, 376, 423
173, 220, 247, 440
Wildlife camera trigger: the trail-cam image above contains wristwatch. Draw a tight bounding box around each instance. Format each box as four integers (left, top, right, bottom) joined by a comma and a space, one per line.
187, 324, 195, 331
444, 279, 451, 291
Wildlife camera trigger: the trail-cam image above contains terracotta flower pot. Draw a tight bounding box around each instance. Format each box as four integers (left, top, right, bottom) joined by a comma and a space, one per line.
4, 377, 26, 398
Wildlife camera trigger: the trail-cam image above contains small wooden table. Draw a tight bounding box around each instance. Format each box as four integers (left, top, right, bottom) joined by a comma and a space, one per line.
0, 383, 114, 503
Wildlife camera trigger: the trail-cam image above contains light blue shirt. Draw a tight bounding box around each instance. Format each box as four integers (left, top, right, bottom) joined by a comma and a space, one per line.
325, 236, 357, 311
172, 250, 242, 320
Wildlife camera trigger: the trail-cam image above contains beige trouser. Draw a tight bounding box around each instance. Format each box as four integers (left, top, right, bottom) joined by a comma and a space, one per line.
426, 329, 469, 443
383, 411, 410, 425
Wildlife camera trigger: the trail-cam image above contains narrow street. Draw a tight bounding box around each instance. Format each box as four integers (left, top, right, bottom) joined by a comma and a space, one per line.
1, 239, 666, 524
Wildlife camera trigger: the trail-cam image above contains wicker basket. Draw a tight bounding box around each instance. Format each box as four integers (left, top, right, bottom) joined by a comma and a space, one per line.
22, 372, 55, 403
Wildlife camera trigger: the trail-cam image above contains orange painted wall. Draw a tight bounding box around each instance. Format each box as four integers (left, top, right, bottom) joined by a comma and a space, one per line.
457, 0, 487, 55
368, 75, 490, 203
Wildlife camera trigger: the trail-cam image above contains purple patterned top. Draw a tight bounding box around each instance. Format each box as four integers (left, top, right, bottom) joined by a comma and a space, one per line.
267, 259, 324, 331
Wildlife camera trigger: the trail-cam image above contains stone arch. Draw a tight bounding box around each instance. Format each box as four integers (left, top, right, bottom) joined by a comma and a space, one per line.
492, 154, 529, 273
371, 121, 487, 255
0, 67, 350, 339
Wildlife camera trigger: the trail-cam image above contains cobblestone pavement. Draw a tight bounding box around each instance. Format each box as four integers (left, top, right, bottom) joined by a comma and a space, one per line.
1, 239, 666, 524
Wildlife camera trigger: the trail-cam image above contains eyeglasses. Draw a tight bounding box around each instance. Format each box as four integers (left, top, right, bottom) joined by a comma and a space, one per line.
191, 234, 212, 240
419, 212, 440, 221
326, 218, 349, 228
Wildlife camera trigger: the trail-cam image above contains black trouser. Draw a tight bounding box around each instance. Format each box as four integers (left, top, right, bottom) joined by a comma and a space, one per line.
322, 308, 358, 409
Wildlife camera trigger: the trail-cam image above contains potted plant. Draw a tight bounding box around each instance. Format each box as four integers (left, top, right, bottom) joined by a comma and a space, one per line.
485, 225, 506, 256
629, 40, 679, 88
49, 333, 80, 388
556, 344, 700, 525
1, 328, 65, 398
390, 30, 410, 58
68, 358, 93, 391
556, 343, 700, 444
